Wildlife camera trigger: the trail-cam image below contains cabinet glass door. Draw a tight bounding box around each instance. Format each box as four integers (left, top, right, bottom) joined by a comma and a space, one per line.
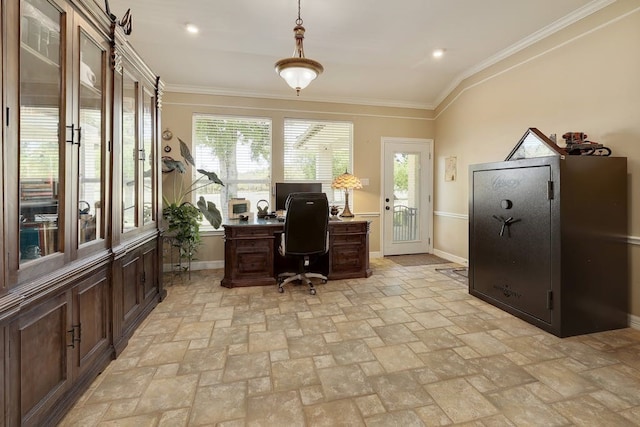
78, 31, 105, 245
122, 73, 138, 232
142, 89, 155, 225
19, 0, 63, 263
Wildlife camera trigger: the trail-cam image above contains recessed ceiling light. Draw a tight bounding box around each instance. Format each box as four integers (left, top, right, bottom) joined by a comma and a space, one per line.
185, 23, 199, 34
432, 48, 445, 58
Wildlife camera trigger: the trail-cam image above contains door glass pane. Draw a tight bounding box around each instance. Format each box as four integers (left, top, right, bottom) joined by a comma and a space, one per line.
19, 0, 63, 262
122, 74, 137, 231
142, 91, 154, 225
393, 152, 420, 242
78, 32, 104, 245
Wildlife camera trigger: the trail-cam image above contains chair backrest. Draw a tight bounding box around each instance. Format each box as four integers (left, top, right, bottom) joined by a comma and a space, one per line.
283, 192, 329, 256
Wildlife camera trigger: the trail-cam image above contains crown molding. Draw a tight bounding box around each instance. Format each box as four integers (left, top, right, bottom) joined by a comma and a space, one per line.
433, 0, 616, 108
164, 83, 435, 111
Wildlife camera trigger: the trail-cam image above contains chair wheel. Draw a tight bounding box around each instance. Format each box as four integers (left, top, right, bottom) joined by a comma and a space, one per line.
321, 279, 327, 284
310, 288, 316, 295
278, 287, 284, 293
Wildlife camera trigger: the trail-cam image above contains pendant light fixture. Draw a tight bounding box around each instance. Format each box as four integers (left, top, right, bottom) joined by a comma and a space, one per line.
275, 0, 323, 95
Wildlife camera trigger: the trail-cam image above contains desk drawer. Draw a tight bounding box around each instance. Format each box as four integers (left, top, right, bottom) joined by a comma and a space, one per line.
331, 245, 363, 271
234, 239, 272, 274
226, 226, 276, 238
330, 222, 367, 234
332, 234, 364, 245
236, 238, 272, 249
237, 251, 270, 274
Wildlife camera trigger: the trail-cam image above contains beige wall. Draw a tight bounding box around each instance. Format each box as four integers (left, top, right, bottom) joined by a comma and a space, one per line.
433, 0, 640, 316
161, 93, 434, 265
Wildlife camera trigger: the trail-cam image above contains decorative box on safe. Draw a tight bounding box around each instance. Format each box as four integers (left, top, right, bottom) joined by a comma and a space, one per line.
469, 128, 628, 337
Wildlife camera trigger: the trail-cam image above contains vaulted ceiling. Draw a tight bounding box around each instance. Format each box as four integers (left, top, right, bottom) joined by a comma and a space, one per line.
107, 0, 608, 109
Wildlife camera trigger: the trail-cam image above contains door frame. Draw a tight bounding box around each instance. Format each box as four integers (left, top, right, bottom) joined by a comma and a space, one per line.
380, 137, 434, 256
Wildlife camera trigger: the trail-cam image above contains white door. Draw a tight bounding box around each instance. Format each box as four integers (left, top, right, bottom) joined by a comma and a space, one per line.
382, 138, 433, 255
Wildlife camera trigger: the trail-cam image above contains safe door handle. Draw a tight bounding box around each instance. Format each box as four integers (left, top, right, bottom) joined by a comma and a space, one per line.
492, 215, 521, 237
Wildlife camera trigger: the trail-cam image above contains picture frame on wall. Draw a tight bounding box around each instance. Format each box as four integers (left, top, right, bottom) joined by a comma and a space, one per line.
445, 156, 457, 182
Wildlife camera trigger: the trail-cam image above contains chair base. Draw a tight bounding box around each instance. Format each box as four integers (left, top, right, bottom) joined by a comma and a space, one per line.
277, 272, 327, 295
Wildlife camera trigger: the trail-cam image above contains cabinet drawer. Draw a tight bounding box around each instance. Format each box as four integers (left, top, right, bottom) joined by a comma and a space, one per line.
226, 226, 277, 238
236, 238, 272, 249
233, 240, 273, 277
332, 234, 364, 245
237, 251, 271, 275
331, 245, 362, 271
330, 222, 367, 234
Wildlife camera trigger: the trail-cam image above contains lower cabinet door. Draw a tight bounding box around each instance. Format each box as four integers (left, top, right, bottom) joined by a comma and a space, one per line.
121, 252, 142, 326
9, 292, 73, 426
142, 242, 158, 302
0, 326, 5, 425
73, 268, 111, 380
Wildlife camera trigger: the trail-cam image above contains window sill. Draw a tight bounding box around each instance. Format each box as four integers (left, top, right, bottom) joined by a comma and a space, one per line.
199, 226, 225, 237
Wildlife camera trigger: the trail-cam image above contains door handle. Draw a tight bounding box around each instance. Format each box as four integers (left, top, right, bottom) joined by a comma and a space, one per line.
75, 127, 82, 146
66, 124, 75, 144
492, 215, 521, 237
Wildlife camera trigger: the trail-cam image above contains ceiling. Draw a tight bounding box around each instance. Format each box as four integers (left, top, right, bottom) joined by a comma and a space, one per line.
106, 0, 609, 109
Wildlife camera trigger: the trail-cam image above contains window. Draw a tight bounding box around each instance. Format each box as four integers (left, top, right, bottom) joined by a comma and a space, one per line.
283, 119, 353, 205
192, 114, 272, 224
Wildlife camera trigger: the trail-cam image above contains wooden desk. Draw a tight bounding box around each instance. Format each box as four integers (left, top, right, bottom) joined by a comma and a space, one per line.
221, 218, 372, 288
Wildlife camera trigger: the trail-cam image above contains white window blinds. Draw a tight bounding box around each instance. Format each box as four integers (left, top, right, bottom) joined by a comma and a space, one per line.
20, 107, 60, 184
283, 119, 353, 201
192, 114, 272, 223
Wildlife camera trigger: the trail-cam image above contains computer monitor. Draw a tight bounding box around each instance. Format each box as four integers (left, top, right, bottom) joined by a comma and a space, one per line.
275, 182, 323, 211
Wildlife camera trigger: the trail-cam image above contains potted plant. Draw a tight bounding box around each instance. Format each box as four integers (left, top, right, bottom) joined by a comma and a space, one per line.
162, 137, 224, 272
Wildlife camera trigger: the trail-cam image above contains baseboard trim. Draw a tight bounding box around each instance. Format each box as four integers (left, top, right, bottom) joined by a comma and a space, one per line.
433, 249, 468, 266
630, 314, 640, 330
166, 254, 388, 273
163, 260, 224, 272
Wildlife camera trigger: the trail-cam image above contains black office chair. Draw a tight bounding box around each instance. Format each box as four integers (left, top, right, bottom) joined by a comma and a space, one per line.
278, 192, 329, 295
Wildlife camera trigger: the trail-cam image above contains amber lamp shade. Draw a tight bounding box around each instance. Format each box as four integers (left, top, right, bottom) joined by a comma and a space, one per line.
331, 171, 362, 217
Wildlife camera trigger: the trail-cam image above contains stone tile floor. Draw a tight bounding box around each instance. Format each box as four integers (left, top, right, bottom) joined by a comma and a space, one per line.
61, 258, 640, 426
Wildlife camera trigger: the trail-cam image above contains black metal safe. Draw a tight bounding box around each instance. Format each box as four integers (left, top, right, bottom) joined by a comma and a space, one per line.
469, 129, 628, 337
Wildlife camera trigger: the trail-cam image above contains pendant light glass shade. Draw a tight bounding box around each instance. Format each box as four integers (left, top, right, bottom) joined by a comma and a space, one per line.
276, 58, 323, 93
275, 1, 323, 95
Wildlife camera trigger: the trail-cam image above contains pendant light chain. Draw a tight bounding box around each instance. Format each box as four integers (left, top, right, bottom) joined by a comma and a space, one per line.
296, 0, 303, 26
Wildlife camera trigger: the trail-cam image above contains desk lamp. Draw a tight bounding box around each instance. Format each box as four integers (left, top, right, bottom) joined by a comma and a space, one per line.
331, 170, 362, 217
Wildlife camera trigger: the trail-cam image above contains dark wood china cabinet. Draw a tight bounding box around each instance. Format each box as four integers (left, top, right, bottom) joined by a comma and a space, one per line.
0, 0, 164, 424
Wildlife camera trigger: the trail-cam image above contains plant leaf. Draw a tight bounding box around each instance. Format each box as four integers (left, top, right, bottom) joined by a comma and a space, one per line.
162, 157, 186, 173
197, 169, 224, 186
197, 196, 222, 229
178, 137, 196, 166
